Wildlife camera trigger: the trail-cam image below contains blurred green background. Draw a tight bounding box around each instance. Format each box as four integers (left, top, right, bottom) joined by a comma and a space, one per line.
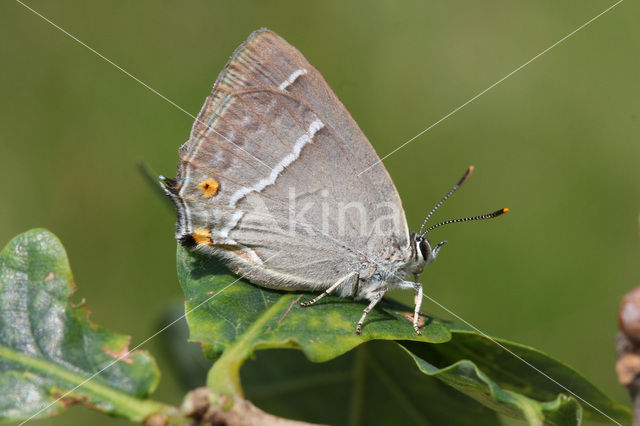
1, 1, 638, 424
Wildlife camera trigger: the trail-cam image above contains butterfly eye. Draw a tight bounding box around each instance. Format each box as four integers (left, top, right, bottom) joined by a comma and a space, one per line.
418, 238, 432, 261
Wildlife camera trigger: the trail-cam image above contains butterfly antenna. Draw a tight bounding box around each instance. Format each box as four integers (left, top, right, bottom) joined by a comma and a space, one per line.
418, 166, 475, 234
422, 208, 509, 236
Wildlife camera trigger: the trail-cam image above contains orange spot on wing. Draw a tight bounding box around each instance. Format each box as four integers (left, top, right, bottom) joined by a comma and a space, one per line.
199, 179, 219, 197
192, 228, 212, 245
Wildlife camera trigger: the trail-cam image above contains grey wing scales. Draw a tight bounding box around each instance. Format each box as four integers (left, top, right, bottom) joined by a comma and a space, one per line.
165, 29, 409, 291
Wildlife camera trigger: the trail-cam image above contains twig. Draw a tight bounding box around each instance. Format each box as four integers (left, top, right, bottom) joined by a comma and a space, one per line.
616, 286, 640, 426
181, 387, 325, 426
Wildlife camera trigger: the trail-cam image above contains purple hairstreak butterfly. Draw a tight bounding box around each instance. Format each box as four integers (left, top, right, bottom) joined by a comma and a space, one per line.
161, 28, 508, 334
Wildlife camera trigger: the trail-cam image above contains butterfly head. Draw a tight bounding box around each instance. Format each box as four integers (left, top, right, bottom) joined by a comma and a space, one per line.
411, 233, 447, 270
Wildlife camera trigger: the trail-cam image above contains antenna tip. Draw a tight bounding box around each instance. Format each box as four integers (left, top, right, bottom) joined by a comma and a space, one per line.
457, 166, 475, 186
489, 208, 509, 217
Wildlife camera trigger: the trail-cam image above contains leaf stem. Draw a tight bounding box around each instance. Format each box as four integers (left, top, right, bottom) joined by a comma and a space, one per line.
206, 295, 295, 397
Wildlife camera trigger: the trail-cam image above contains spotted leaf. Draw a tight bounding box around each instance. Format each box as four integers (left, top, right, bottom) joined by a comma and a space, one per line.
0, 229, 166, 422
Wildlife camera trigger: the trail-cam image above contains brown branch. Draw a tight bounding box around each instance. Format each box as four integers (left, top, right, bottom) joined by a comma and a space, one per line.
180, 387, 325, 426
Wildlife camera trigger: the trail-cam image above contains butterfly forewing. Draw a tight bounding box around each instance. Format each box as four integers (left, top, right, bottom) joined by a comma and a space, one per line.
171, 29, 409, 289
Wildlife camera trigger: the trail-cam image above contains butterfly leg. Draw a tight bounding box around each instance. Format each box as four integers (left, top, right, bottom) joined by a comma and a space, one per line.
412, 282, 423, 335
356, 290, 387, 335
397, 280, 424, 335
300, 272, 358, 307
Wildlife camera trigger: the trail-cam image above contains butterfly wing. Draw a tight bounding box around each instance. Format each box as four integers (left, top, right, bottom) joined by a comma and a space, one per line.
165, 29, 410, 291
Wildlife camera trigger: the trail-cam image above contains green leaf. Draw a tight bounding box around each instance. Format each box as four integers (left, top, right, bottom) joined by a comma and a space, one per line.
401, 342, 581, 425
402, 327, 631, 424
178, 246, 631, 425
242, 342, 501, 425
177, 246, 450, 397
161, 306, 500, 425
0, 229, 167, 422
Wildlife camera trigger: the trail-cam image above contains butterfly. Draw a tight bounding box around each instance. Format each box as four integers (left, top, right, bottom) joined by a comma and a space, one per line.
161, 29, 507, 334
